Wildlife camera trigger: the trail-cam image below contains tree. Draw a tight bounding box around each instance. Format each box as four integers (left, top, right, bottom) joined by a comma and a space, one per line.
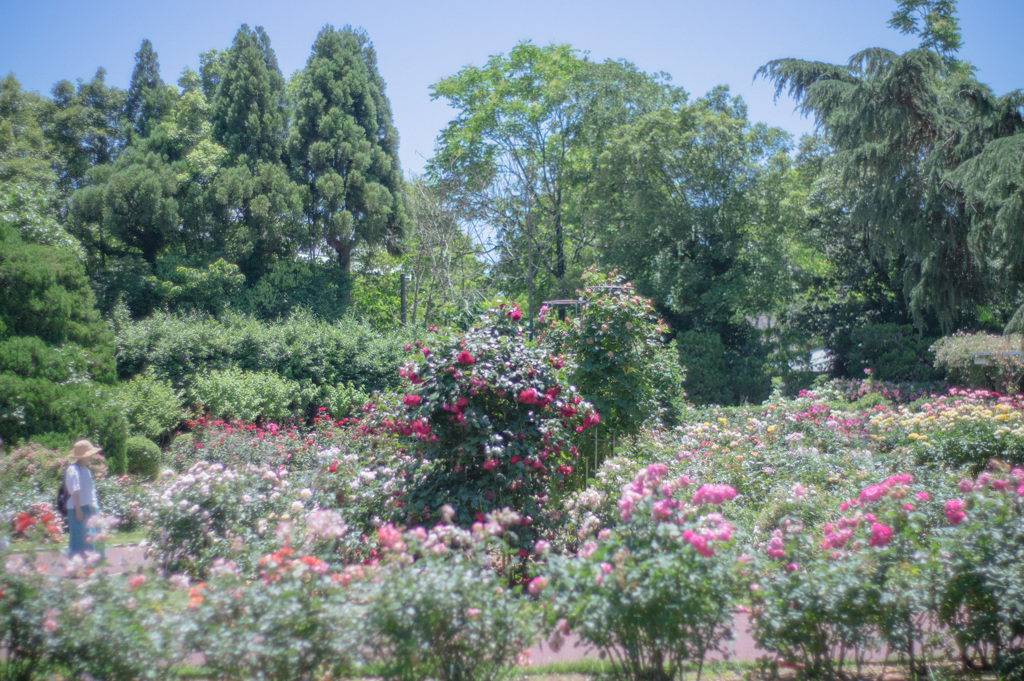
429, 43, 679, 311
757, 0, 1024, 331
593, 88, 790, 403
45, 69, 125, 206
123, 39, 174, 141
0, 221, 126, 467
402, 175, 487, 327
0, 74, 55, 191
210, 25, 302, 282
211, 25, 286, 164
287, 25, 406, 273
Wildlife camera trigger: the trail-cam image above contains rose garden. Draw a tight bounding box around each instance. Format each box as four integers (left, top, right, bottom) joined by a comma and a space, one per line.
2, 271, 1023, 681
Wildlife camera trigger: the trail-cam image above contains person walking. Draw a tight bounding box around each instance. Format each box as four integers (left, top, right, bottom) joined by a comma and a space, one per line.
65, 439, 101, 557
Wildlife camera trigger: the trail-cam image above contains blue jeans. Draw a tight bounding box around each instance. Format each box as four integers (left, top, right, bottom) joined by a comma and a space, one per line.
67, 505, 95, 557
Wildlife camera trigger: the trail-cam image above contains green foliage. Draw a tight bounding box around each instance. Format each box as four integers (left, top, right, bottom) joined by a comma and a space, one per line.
364, 524, 538, 681
931, 333, 1024, 392
888, 0, 963, 62
349, 249, 403, 329
544, 466, 741, 681
124, 435, 162, 479
43, 68, 124, 202
288, 25, 406, 273
209, 25, 303, 284
234, 259, 351, 321
677, 328, 771, 405
935, 467, 1024, 675
123, 39, 174, 141
0, 182, 83, 258
114, 310, 406, 418
757, 8, 1024, 331
0, 226, 126, 468
188, 367, 308, 423
318, 381, 371, 418
834, 323, 941, 383
541, 268, 681, 437
151, 258, 246, 315
188, 557, 360, 681
0, 74, 56, 191
429, 41, 679, 302
378, 302, 599, 546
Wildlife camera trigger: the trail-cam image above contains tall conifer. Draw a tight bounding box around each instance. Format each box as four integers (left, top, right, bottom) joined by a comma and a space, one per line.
287, 25, 405, 272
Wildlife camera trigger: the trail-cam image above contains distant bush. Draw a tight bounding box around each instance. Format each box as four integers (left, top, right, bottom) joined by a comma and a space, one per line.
188, 367, 310, 423
677, 328, 771, 406
116, 370, 184, 443
124, 435, 162, 479
234, 259, 351, 321
931, 333, 1024, 393
115, 309, 407, 397
835, 323, 941, 383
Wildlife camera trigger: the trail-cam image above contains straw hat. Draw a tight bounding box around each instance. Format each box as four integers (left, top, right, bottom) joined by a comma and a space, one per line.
69, 439, 101, 462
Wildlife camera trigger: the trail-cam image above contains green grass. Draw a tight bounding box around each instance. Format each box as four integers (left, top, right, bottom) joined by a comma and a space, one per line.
7, 527, 148, 553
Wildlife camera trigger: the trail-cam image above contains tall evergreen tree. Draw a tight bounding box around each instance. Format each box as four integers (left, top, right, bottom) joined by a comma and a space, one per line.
757, 0, 1024, 331
212, 25, 286, 164
123, 39, 173, 140
287, 25, 405, 273
211, 25, 301, 282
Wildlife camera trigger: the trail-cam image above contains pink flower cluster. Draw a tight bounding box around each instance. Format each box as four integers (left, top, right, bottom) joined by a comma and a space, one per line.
868, 522, 894, 547
692, 484, 738, 506
617, 464, 690, 522
857, 473, 913, 505
682, 513, 734, 557
767, 529, 786, 559
838, 474, 914, 512
944, 499, 966, 525
820, 514, 863, 550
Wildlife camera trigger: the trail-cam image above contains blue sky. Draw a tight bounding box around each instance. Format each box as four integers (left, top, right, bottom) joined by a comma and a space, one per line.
2, 0, 1020, 175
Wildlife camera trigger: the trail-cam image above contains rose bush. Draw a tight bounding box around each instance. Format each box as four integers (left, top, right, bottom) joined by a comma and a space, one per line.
361, 510, 539, 681
934, 465, 1024, 677
544, 464, 742, 681
366, 302, 599, 554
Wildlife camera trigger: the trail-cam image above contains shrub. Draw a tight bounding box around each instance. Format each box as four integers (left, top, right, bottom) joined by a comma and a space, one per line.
540, 268, 678, 437
544, 465, 741, 681
318, 381, 371, 418
835, 323, 941, 383
187, 551, 360, 681
676, 327, 771, 406
187, 367, 309, 423
116, 370, 184, 443
749, 473, 943, 679
145, 460, 353, 578
125, 436, 162, 480
931, 332, 1024, 392
934, 466, 1024, 676
0, 553, 168, 681
362, 518, 538, 681
114, 309, 408, 415
374, 302, 599, 551
0, 225, 127, 463
234, 258, 351, 321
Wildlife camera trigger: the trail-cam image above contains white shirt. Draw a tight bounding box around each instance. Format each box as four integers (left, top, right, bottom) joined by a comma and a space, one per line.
65, 463, 99, 509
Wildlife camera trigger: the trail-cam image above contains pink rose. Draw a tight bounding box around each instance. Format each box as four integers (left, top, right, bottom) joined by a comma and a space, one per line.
944, 499, 966, 526
869, 523, 893, 547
